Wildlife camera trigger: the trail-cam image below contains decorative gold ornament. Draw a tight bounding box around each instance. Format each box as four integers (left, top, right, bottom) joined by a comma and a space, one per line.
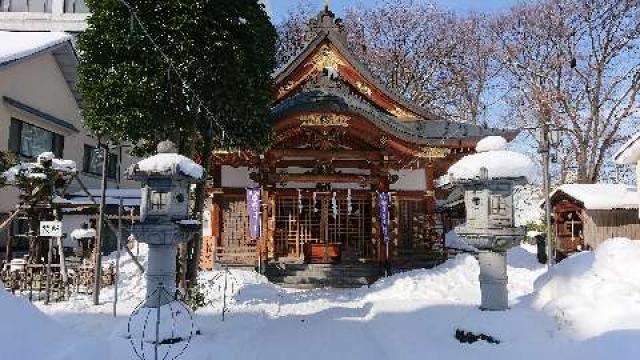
417, 147, 451, 159
379, 136, 389, 146
311, 44, 344, 72
356, 81, 372, 96
299, 114, 350, 127
424, 190, 436, 198
278, 81, 296, 96
390, 106, 415, 119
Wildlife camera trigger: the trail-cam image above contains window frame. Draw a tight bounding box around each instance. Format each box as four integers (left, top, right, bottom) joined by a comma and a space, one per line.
83, 145, 118, 180
9, 118, 64, 159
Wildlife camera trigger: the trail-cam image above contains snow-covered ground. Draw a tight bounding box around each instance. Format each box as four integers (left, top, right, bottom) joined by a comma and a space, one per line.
1, 239, 639, 360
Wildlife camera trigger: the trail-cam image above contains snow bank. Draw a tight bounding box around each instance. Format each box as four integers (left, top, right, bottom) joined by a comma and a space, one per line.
549, 184, 639, 210
533, 238, 640, 338
0, 283, 104, 359
133, 153, 204, 179
0, 31, 72, 64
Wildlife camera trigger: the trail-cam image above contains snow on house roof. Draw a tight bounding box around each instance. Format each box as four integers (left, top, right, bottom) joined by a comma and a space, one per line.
549, 184, 640, 210
0, 31, 72, 66
614, 132, 640, 165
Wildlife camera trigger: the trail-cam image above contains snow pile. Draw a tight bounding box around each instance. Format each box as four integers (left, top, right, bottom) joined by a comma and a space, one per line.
70, 228, 97, 240
132, 153, 204, 179
0, 282, 103, 359
0, 31, 72, 64
549, 184, 639, 210
614, 132, 640, 165
444, 136, 535, 182
533, 238, 640, 338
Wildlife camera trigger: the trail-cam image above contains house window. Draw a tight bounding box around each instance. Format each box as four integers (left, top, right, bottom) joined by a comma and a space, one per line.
83, 145, 118, 179
8, 118, 64, 158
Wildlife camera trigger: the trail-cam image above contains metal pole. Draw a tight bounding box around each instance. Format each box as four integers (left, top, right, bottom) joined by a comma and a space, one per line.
113, 197, 123, 317
45, 236, 53, 305
93, 144, 109, 305
540, 123, 554, 268
155, 285, 161, 360
222, 268, 228, 322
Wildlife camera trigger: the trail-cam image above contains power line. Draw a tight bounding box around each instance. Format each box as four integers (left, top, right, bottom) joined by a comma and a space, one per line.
116, 0, 230, 144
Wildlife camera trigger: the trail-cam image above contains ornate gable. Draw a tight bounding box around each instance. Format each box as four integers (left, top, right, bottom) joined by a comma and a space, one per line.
273, 6, 428, 122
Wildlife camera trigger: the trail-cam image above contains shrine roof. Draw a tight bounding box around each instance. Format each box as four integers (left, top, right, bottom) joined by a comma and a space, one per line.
272, 90, 515, 146
273, 7, 439, 121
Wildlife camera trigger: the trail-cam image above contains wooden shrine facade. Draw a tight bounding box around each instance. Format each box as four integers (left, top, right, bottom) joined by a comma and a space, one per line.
200, 7, 515, 274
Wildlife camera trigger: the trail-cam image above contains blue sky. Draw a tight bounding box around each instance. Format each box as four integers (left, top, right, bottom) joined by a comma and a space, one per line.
264, 0, 522, 23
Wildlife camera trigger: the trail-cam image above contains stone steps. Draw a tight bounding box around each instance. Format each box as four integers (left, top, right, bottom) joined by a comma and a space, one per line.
265, 263, 382, 289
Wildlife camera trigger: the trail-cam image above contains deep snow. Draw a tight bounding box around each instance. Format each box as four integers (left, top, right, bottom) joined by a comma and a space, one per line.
0, 239, 638, 359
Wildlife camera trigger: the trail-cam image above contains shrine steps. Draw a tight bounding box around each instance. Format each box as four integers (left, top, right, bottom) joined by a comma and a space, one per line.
265, 263, 382, 289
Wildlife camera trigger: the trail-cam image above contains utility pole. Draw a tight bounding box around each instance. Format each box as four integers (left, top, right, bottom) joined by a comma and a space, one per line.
539, 123, 554, 268
93, 143, 109, 305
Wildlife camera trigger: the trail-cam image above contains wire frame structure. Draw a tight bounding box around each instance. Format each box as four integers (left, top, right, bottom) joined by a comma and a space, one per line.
201, 266, 242, 321
127, 285, 196, 360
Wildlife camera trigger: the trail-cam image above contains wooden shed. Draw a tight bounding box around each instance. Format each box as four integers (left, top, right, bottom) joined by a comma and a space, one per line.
547, 184, 640, 259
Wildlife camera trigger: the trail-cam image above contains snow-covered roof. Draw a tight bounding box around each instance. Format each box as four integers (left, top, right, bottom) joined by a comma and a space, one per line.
441, 136, 535, 184
131, 153, 204, 179
0, 31, 72, 66
614, 132, 640, 165
549, 184, 640, 210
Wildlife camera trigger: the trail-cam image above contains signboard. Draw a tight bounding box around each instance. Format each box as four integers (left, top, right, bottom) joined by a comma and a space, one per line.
39, 221, 63, 237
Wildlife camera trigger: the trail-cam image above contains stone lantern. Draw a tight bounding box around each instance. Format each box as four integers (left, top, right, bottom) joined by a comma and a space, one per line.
455, 171, 526, 310
444, 136, 532, 311
127, 140, 204, 308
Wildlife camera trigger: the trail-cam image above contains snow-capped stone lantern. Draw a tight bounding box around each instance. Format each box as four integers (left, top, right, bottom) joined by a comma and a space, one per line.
444, 136, 532, 311
127, 140, 204, 308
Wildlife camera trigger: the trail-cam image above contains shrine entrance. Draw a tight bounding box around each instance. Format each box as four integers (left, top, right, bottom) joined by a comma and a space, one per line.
274, 191, 374, 264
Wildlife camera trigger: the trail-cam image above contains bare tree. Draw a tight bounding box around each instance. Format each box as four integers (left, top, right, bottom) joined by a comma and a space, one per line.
496, 0, 640, 183
275, 1, 316, 67
344, 0, 457, 113
443, 13, 503, 126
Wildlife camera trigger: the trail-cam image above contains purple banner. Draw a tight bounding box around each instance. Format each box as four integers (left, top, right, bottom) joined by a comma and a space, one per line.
247, 188, 262, 241
378, 192, 391, 244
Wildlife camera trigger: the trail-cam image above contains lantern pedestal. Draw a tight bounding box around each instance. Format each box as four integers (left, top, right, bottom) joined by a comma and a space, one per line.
478, 250, 508, 311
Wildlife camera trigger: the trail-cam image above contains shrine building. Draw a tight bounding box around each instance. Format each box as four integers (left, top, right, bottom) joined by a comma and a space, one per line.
200, 6, 516, 287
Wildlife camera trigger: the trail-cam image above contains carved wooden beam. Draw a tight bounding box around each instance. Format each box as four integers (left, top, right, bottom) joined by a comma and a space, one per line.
268, 149, 383, 161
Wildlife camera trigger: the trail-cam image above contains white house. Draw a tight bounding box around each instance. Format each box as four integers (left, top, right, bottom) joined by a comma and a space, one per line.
0, 31, 138, 253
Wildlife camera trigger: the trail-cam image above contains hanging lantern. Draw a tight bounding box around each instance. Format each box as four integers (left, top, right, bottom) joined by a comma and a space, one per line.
297, 189, 303, 214
313, 191, 318, 213
347, 189, 353, 215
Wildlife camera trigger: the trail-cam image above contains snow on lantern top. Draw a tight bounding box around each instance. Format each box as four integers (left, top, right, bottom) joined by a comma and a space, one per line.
128, 140, 204, 180
444, 136, 535, 183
